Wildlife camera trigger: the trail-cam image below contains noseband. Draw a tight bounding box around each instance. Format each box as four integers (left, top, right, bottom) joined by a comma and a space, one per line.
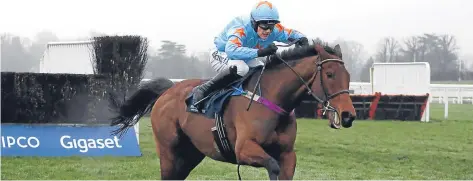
273, 44, 350, 116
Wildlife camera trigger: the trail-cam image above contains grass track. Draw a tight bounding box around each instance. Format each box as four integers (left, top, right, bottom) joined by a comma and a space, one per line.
1, 103, 472, 180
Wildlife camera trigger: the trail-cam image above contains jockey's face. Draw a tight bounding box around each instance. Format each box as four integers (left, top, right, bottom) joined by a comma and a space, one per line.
256, 21, 275, 39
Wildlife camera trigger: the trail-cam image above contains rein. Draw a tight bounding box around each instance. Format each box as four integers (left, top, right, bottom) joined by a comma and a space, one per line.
246, 40, 350, 116
246, 40, 299, 111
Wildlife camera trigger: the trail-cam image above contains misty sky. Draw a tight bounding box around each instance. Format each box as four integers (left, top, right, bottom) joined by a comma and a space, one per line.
2, 0, 472, 61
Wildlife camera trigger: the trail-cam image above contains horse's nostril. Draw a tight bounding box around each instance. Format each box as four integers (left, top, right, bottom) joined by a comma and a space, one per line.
341, 111, 355, 128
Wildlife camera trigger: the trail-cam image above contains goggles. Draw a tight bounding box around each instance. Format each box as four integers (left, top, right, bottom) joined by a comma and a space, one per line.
256, 20, 278, 30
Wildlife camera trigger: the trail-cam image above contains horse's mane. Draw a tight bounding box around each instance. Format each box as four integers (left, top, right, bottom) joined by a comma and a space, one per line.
267, 38, 337, 68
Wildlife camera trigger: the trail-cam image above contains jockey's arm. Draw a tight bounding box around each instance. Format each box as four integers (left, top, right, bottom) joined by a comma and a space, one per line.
274, 24, 306, 44
224, 27, 259, 61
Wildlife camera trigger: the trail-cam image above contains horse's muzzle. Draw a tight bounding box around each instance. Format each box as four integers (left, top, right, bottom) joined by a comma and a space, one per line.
341, 111, 355, 128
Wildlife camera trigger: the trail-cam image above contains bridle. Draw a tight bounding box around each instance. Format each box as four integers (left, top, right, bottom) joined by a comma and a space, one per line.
272, 41, 351, 116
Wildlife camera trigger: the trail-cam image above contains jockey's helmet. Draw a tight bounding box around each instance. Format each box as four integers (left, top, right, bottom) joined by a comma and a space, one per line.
250, 1, 280, 24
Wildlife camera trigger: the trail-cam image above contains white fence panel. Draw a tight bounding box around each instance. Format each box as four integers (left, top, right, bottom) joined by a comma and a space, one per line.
40, 41, 95, 74
371, 62, 431, 122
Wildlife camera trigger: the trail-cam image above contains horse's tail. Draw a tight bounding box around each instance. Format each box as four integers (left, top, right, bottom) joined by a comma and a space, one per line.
108, 77, 175, 137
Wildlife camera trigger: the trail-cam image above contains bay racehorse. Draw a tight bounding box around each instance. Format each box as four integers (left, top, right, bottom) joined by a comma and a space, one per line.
108, 39, 357, 180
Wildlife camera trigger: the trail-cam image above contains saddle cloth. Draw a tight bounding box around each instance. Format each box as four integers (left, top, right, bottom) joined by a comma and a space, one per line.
185, 66, 262, 119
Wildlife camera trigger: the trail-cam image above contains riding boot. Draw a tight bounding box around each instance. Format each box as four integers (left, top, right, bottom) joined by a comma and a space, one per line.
192, 65, 239, 110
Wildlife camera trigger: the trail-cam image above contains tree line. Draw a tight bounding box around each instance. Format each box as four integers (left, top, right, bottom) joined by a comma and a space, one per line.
359, 33, 471, 82
2, 31, 473, 82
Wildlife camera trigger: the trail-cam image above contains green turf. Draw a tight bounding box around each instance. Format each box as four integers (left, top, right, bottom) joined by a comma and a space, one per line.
430, 103, 473, 122
2, 103, 472, 180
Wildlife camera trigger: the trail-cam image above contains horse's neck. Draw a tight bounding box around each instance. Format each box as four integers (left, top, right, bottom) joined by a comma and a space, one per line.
254, 56, 317, 112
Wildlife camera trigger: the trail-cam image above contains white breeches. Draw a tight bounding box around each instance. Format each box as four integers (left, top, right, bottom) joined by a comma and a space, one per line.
208, 47, 264, 76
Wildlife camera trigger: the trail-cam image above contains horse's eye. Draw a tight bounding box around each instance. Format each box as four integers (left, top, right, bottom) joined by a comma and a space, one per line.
326, 72, 335, 79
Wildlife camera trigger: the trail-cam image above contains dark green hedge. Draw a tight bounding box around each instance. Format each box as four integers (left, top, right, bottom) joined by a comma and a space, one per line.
1, 72, 110, 123
91, 35, 148, 98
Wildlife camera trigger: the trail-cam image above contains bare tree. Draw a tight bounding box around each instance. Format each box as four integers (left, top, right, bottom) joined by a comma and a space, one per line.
402, 36, 419, 62
375, 37, 400, 63
332, 38, 367, 81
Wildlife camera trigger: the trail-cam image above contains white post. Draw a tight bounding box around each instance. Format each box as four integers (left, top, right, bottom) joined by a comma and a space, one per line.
425, 95, 430, 122
134, 122, 140, 143
444, 89, 448, 120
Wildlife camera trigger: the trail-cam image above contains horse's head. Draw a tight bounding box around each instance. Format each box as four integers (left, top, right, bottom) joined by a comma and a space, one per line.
310, 42, 356, 129
263, 39, 356, 128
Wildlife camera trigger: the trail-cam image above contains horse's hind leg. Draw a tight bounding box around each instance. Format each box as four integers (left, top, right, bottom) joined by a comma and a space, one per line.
156, 127, 205, 180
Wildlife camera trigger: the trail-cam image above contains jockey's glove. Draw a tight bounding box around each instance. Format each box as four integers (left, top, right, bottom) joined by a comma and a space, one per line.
296, 37, 309, 47
257, 43, 278, 57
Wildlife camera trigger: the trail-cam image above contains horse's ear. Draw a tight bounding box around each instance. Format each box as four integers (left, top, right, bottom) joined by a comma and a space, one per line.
334, 44, 343, 59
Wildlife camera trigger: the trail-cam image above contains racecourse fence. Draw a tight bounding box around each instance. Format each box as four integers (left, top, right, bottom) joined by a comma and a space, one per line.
349, 82, 473, 105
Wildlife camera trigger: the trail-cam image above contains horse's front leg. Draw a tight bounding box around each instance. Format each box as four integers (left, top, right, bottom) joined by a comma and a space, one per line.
235, 139, 280, 180
278, 150, 296, 180
276, 111, 297, 180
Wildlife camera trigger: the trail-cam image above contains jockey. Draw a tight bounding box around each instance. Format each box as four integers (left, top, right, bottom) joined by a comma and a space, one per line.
192, 1, 309, 109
